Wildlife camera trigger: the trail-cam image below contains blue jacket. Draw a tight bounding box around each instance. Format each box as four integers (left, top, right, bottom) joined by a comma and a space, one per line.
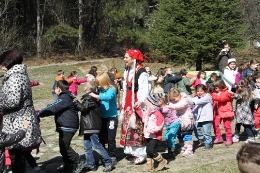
240, 67, 256, 80
39, 91, 79, 132
163, 74, 182, 93
192, 93, 213, 122
99, 88, 118, 118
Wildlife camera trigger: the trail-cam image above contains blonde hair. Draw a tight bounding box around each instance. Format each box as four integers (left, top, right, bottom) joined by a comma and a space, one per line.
168, 88, 181, 98
95, 72, 114, 90
85, 81, 97, 93
160, 95, 169, 104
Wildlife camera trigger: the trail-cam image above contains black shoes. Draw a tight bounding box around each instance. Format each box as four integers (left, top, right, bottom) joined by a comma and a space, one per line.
73, 159, 85, 173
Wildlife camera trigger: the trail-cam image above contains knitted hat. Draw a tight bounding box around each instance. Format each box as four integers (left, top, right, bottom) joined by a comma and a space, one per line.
228, 58, 236, 64
127, 49, 144, 63
147, 93, 165, 107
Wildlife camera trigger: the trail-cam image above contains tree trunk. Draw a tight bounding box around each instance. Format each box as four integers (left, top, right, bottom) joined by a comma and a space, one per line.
37, 0, 41, 58
78, 0, 83, 54
196, 57, 202, 71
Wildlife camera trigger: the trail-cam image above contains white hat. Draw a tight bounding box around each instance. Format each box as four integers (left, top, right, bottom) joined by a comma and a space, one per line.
228, 58, 236, 64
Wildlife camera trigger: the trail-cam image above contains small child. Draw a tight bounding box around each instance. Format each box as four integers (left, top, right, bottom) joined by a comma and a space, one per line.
142, 93, 167, 172
206, 72, 219, 94
192, 84, 213, 150
236, 142, 260, 173
241, 59, 259, 80
223, 58, 237, 92
52, 70, 73, 101
253, 73, 260, 138
158, 94, 180, 156
177, 69, 192, 95
89, 72, 118, 165
191, 70, 206, 88
39, 80, 84, 173
67, 71, 87, 96
163, 67, 182, 93
74, 81, 114, 172
0, 111, 28, 173
231, 78, 255, 143
211, 79, 234, 146
167, 88, 194, 157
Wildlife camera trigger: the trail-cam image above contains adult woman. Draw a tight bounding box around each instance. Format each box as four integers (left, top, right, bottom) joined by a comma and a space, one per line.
119, 49, 149, 164
0, 50, 41, 173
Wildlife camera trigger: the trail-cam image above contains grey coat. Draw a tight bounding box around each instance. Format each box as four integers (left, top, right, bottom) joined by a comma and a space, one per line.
192, 94, 213, 122
233, 92, 254, 125
0, 64, 41, 149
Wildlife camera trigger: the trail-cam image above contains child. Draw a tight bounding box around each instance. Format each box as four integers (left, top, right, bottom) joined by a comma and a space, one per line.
236, 142, 260, 173
153, 68, 165, 94
73, 81, 114, 172
0, 113, 28, 173
254, 73, 260, 139
89, 72, 118, 165
163, 67, 182, 93
223, 58, 237, 92
177, 69, 192, 95
67, 71, 87, 96
235, 62, 247, 88
230, 78, 255, 143
52, 70, 73, 101
142, 93, 167, 171
211, 79, 234, 146
192, 84, 213, 150
206, 72, 219, 94
158, 94, 180, 156
167, 88, 194, 157
39, 80, 84, 173
191, 70, 206, 88
241, 59, 259, 80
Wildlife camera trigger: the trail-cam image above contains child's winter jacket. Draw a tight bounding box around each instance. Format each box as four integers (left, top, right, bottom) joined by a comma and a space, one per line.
192, 93, 213, 122
163, 74, 182, 93
169, 92, 194, 134
161, 107, 179, 126
74, 93, 102, 135
68, 77, 87, 96
211, 87, 234, 118
177, 77, 192, 95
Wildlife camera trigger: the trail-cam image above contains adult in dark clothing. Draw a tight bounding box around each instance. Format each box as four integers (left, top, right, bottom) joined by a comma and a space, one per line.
38, 80, 84, 173
216, 43, 235, 72
163, 67, 182, 93
74, 81, 114, 172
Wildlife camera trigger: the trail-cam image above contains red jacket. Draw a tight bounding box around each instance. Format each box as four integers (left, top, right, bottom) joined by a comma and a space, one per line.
211, 87, 234, 118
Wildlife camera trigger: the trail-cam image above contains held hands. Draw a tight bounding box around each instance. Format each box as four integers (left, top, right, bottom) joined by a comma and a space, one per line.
23, 119, 28, 130
134, 101, 141, 109
89, 92, 99, 100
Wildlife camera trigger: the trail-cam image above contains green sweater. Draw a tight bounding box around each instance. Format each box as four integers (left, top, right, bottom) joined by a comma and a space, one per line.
177, 77, 192, 95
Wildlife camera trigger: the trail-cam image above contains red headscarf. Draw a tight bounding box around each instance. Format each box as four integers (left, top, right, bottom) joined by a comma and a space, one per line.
127, 49, 144, 64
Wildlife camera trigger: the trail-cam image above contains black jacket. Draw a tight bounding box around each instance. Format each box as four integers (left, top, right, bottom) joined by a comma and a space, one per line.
163, 74, 182, 93
0, 129, 26, 171
216, 51, 235, 71
39, 91, 79, 131
74, 93, 102, 136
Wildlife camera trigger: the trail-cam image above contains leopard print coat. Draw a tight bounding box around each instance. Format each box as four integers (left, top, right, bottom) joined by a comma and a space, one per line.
0, 64, 41, 149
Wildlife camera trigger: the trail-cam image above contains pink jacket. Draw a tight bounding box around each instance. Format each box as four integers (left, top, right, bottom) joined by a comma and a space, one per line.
68, 77, 87, 96
143, 99, 164, 141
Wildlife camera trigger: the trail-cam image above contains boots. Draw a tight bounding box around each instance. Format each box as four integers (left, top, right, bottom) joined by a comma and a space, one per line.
142, 158, 154, 172
154, 153, 167, 171
182, 141, 193, 157
225, 137, 233, 146
168, 148, 175, 157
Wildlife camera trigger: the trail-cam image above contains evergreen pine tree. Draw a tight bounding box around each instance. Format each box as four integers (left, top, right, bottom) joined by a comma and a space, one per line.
145, 0, 246, 70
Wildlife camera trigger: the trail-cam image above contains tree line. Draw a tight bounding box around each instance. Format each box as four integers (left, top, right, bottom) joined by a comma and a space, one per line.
0, 0, 259, 70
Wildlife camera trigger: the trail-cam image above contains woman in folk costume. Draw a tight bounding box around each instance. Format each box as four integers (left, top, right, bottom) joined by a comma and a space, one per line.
119, 49, 149, 164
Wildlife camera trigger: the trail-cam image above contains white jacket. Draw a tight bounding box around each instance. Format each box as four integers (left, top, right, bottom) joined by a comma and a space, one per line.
223, 66, 237, 90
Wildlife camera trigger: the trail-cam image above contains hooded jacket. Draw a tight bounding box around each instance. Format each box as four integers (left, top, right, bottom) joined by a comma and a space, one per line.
74, 93, 102, 135
68, 76, 87, 96
163, 74, 182, 93
212, 87, 234, 118
39, 90, 79, 132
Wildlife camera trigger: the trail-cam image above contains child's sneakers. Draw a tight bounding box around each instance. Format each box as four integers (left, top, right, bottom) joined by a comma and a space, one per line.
232, 136, 239, 143
225, 138, 233, 146
213, 137, 224, 144
103, 163, 114, 172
